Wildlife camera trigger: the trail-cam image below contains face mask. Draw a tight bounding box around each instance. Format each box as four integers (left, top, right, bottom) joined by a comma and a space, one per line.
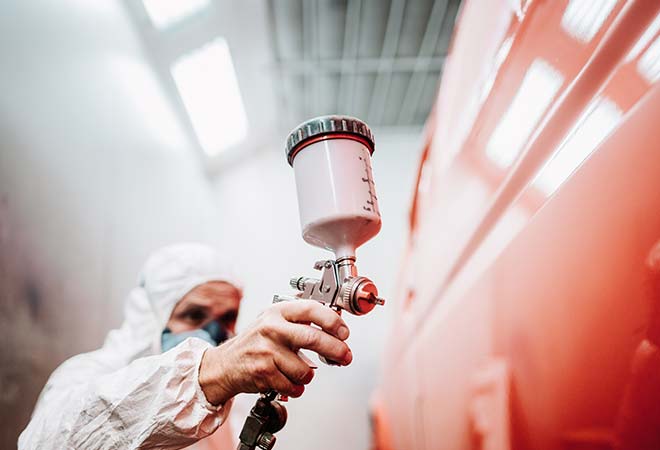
161, 320, 231, 353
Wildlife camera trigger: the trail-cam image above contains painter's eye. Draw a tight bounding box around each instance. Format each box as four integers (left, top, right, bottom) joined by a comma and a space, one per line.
184, 309, 207, 323
220, 310, 238, 326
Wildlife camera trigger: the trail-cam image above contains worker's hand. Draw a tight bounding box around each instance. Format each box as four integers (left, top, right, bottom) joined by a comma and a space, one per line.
198, 301, 352, 405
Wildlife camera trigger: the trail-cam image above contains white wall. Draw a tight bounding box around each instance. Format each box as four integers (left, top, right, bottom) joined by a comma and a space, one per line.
0, 0, 422, 448
0, 1, 224, 445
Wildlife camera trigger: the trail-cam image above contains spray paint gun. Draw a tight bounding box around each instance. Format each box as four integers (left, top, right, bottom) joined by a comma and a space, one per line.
236, 116, 385, 450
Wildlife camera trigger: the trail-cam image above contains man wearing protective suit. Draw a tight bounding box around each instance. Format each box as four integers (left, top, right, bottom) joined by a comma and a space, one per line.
18, 243, 353, 450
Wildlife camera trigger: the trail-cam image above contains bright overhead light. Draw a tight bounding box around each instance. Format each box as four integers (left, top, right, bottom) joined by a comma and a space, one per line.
533, 97, 622, 195
171, 38, 248, 157
561, 0, 617, 43
485, 59, 564, 169
142, 0, 210, 29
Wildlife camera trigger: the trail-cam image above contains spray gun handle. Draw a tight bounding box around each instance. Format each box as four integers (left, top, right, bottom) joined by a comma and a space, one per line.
237, 392, 287, 450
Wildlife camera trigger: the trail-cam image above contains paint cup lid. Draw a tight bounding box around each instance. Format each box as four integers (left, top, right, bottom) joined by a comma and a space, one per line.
285, 115, 375, 166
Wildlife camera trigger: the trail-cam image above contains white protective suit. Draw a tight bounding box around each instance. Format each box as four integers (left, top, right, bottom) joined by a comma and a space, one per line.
18, 243, 242, 450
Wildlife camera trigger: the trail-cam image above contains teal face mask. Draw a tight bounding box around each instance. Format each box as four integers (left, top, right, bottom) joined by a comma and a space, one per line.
161, 320, 230, 353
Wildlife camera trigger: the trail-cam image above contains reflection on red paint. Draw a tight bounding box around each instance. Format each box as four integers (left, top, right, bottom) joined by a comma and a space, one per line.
373, 1, 660, 449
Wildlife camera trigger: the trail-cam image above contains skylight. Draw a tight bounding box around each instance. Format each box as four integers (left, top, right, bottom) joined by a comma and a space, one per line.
171, 38, 248, 157
142, 0, 210, 29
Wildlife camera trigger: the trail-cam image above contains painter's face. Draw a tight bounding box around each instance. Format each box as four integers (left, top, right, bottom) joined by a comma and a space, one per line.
166, 281, 241, 334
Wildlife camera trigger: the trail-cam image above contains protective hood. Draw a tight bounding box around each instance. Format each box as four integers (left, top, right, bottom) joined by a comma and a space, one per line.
19, 243, 241, 450
102, 243, 242, 365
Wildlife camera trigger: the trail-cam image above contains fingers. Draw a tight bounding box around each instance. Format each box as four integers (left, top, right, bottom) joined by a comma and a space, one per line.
200, 300, 355, 403
274, 350, 315, 385
268, 370, 305, 398
281, 322, 352, 365
278, 301, 350, 340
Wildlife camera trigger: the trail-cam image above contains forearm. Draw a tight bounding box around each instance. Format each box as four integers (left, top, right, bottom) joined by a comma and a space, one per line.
19, 338, 231, 450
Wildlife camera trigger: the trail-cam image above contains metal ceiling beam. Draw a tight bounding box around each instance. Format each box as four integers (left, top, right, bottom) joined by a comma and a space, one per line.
302, 0, 314, 117
366, 0, 407, 125
269, 0, 458, 127
397, 0, 449, 125
276, 55, 445, 74
338, 0, 362, 114
266, 1, 295, 127
312, 0, 322, 114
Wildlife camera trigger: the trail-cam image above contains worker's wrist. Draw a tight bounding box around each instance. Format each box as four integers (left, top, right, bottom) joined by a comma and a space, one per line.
199, 346, 235, 406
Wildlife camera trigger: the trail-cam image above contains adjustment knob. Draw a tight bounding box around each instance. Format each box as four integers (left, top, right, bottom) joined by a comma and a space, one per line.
289, 277, 303, 290
290, 276, 316, 292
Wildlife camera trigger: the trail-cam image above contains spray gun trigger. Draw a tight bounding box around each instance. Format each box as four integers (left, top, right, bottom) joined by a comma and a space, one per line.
318, 355, 342, 366
297, 350, 318, 369
272, 294, 297, 304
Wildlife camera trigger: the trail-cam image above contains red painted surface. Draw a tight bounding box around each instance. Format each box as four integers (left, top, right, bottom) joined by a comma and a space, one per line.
373, 1, 660, 449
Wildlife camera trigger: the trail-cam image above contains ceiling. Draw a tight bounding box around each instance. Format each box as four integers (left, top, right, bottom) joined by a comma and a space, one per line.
122, 0, 462, 166
268, 0, 462, 129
